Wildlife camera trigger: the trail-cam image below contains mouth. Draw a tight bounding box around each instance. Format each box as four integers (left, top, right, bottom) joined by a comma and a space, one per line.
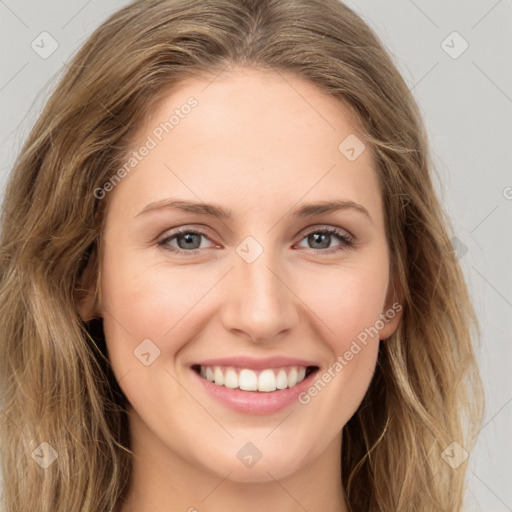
191, 364, 319, 392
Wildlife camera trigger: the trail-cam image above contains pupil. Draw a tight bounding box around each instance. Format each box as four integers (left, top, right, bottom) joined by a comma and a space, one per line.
178, 233, 200, 250
310, 233, 330, 249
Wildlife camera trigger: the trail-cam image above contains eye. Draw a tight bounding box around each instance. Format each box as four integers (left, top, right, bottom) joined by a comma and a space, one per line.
295, 226, 354, 254
157, 227, 217, 255
157, 225, 355, 255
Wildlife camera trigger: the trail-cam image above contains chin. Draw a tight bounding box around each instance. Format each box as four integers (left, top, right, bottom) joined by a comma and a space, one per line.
208, 456, 300, 483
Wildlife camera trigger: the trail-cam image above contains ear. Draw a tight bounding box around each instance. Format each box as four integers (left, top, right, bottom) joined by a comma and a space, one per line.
378, 270, 404, 341
77, 282, 98, 322
75, 248, 102, 322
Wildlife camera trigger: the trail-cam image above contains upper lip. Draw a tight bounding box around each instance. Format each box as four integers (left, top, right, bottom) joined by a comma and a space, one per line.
192, 356, 319, 371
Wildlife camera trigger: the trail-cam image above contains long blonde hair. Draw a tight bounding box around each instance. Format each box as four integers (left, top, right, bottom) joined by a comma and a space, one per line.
0, 0, 484, 510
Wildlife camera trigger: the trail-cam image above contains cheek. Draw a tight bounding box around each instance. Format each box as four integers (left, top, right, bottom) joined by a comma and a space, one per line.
99, 251, 204, 415
100, 250, 204, 343
297, 259, 390, 348
101, 242, 390, 364
292, 259, 388, 407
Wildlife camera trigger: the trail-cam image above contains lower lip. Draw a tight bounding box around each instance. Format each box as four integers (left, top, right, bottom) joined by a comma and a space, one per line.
190, 369, 318, 415
191, 367, 318, 415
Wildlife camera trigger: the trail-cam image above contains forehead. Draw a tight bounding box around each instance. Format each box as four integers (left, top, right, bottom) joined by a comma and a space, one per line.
106, 67, 383, 226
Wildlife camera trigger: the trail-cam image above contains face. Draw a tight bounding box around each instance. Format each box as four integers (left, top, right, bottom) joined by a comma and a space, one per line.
90, 67, 402, 483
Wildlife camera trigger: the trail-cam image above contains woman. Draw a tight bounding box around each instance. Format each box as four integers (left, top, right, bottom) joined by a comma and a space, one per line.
0, 0, 484, 510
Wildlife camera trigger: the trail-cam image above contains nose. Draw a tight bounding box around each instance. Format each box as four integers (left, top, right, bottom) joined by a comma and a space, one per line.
220, 243, 300, 345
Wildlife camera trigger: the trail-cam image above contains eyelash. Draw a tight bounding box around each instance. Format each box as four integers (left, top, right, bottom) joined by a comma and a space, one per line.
156, 226, 355, 256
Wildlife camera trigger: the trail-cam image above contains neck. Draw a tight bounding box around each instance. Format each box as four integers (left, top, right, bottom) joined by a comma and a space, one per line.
119, 411, 348, 512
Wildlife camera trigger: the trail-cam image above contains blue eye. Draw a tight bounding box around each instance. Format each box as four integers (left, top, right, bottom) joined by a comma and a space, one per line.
296, 227, 354, 253
157, 227, 213, 254
157, 226, 354, 255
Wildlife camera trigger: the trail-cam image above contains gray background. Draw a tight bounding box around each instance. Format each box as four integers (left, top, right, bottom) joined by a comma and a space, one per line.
1, 1, 511, 510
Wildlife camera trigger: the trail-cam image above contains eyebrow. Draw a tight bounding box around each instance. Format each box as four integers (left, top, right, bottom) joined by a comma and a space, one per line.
135, 198, 372, 223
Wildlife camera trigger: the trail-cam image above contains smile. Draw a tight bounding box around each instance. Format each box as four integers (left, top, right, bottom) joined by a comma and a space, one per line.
193, 364, 317, 392
190, 357, 320, 414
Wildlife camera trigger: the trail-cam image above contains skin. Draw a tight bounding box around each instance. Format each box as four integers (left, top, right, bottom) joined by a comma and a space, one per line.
81, 66, 402, 512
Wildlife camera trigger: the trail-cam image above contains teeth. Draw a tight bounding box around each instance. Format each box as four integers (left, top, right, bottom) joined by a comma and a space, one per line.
213, 367, 224, 386
258, 369, 276, 392
276, 369, 288, 389
224, 368, 238, 388
198, 365, 310, 392
288, 367, 298, 387
239, 369, 258, 391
